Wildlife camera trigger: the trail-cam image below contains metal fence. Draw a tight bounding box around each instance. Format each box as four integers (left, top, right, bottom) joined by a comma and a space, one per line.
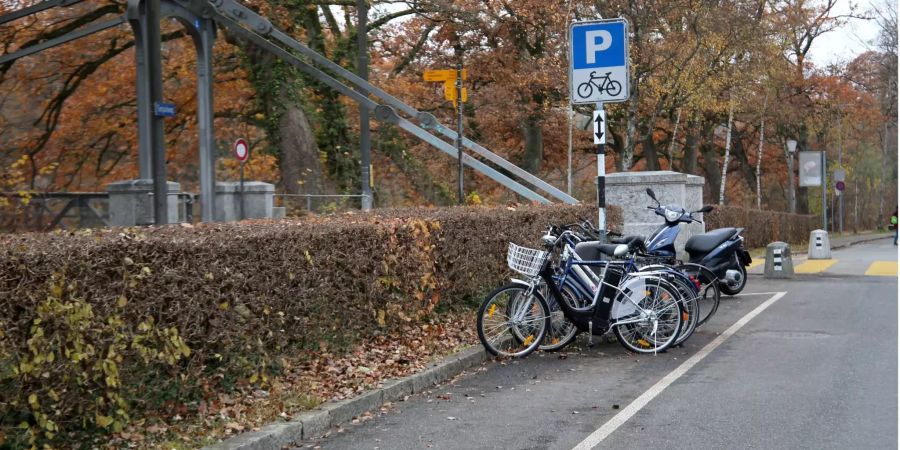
1, 192, 196, 231
275, 193, 369, 215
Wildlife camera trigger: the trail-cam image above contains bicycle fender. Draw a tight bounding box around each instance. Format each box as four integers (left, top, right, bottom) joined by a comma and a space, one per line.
509, 278, 531, 288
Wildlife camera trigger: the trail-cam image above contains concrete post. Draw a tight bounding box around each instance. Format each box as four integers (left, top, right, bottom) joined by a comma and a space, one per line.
107, 179, 181, 226
764, 241, 793, 278
808, 229, 831, 259
215, 181, 275, 222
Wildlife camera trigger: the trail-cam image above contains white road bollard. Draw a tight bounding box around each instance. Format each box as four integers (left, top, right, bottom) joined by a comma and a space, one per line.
808, 229, 831, 259
764, 241, 793, 278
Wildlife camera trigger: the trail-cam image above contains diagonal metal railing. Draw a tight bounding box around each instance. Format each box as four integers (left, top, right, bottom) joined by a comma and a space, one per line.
0, 0, 579, 205
198, 0, 577, 205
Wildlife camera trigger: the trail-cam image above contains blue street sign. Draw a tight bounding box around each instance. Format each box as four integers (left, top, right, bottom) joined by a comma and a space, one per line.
569, 19, 630, 104
153, 102, 176, 118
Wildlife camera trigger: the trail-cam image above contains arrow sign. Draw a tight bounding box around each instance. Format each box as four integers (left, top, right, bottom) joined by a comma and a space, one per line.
593, 110, 606, 145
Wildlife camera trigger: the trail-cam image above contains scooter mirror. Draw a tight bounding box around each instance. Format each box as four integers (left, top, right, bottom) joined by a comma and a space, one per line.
645, 188, 657, 202
698, 205, 714, 213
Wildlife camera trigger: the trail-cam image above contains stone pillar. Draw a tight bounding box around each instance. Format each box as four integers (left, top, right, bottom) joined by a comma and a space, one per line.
107, 179, 182, 226
606, 171, 706, 259
215, 181, 275, 222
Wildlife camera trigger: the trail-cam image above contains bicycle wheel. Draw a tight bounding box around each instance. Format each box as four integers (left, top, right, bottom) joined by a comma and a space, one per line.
576, 82, 593, 99
611, 277, 682, 354
605, 80, 622, 97
538, 283, 580, 352
675, 263, 720, 327
673, 289, 699, 346
477, 284, 550, 358
633, 266, 697, 346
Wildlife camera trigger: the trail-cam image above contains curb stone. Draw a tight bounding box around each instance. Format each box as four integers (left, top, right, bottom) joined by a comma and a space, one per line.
203, 346, 489, 450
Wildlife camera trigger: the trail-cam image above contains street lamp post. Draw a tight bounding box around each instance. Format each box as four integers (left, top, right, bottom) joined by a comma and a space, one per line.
786, 139, 797, 214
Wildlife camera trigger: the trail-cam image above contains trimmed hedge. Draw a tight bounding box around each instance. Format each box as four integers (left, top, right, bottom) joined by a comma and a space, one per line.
0, 203, 620, 446
705, 206, 819, 248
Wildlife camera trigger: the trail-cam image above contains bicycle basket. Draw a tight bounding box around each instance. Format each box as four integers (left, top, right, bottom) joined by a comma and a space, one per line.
507, 243, 549, 277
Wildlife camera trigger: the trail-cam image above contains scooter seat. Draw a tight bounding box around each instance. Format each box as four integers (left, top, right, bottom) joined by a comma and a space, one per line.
685, 228, 736, 255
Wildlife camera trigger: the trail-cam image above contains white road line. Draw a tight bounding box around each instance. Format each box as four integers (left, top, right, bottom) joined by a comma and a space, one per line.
726, 291, 782, 297
571, 291, 788, 450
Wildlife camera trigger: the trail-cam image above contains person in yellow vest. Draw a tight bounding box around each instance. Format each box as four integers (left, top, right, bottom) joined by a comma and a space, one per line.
891, 210, 897, 246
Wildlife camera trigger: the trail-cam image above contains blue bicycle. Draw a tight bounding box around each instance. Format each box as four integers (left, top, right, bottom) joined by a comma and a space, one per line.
477, 226, 689, 357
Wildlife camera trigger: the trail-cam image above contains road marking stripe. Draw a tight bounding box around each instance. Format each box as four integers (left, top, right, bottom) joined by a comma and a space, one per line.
865, 261, 898, 277
794, 259, 837, 274
727, 291, 782, 297
748, 259, 765, 269
571, 291, 788, 450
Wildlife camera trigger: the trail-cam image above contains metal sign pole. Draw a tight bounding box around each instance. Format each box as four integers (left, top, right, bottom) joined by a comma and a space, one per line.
456, 63, 464, 204
821, 151, 827, 232
357, 0, 373, 211
239, 161, 245, 220
594, 104, 606, 238
147, 0, 168, 225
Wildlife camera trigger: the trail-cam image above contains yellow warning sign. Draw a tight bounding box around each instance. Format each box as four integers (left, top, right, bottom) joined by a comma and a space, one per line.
423, 69, 467, 82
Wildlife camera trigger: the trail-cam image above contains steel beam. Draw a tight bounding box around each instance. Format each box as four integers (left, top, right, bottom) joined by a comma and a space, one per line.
0, 0, 86, 26
0, 17, 125, 65
208, 0, 575, 204
211, 13, 549, 204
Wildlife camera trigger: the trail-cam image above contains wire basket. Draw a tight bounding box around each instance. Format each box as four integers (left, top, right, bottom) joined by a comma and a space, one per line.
507, 243, 549, 277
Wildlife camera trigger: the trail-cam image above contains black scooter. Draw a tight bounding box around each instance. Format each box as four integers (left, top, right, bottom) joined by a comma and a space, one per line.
617, 188, 752, 295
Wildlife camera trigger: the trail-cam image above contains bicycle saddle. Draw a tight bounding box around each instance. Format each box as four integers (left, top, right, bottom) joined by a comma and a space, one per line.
574, 241, 629, 260
612, 235, 647, 252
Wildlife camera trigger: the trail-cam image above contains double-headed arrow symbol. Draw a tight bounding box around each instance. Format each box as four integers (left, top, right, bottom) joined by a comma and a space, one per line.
593, 110, 606, 145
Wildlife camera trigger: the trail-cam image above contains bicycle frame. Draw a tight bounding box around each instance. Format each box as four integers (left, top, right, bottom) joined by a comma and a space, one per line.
533, 245, 684, 336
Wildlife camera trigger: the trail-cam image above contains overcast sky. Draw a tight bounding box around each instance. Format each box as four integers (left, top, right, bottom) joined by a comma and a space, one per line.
806, 0, 886, 67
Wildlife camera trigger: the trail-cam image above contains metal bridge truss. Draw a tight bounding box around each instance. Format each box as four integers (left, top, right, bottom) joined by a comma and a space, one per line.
0, 0, 577, 224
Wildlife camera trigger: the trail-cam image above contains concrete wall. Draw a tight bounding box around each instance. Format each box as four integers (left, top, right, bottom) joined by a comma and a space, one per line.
107, 179, 182, 226
606, 171, 705, 259
215, 181, 274, 222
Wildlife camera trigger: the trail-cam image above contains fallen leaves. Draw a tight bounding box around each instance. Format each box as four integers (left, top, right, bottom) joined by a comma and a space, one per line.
101, 310, 476, 449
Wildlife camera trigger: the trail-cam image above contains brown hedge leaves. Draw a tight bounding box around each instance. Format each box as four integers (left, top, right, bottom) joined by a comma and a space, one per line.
0, 203, 616, 447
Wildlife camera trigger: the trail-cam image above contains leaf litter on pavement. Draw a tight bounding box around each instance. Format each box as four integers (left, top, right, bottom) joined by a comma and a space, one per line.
104, 311, 476, 448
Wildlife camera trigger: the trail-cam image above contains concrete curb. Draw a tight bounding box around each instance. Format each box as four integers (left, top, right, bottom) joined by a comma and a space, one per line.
828, 233, 892, 250
203, 346, 489, 450
794, 233, 892, 261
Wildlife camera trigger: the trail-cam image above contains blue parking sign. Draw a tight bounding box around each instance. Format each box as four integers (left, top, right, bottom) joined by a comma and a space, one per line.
569, 19, 629, 104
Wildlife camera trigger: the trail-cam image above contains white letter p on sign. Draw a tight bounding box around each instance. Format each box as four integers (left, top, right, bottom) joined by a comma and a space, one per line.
585, 30, 612, 64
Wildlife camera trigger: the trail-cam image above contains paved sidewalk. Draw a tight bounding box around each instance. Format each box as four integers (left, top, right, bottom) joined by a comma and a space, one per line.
826, 231, 894, 250
749, 231, 893, 274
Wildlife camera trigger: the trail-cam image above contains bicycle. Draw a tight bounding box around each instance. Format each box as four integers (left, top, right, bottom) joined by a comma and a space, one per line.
548, 225, 702, 349
576, 71, 622, 99
577, 218, 721, 328
477, 228, 685, 358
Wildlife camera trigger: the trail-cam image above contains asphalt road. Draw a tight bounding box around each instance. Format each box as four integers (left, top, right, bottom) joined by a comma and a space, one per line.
296, 238, 898, 450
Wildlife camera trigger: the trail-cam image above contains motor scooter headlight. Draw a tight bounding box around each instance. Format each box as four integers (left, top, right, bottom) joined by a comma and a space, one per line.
664, 208, 681, 222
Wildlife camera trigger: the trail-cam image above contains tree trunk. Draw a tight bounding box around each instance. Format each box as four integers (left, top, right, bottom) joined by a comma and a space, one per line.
522, 115, 543, 174
642, 117, 660, 171
700, 118, 721, 203
668, 108, 681, 170
731, 127, 758, 190
718, 102, 734, 205
623, 95, 638, 170
278, 105, 330, 195
682, 117, 701, 175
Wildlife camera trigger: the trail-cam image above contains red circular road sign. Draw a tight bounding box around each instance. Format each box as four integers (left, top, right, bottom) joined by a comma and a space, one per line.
233, 138, 250, 162
836, 181, 845, 191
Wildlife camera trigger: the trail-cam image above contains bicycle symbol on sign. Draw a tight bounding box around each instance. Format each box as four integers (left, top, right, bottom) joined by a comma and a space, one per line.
576, 71, 622, 99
